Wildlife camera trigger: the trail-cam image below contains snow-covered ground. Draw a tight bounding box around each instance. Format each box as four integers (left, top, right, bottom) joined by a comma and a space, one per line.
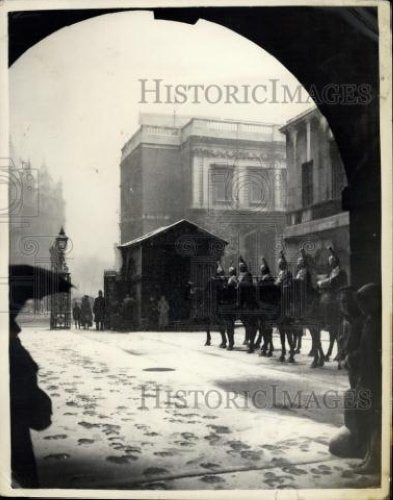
18, 325, 378, 490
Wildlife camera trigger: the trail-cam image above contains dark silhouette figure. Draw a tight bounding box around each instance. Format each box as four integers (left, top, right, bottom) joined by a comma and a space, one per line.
72, 301, 81, 329
80, 295, 93, 329
93, 290, 105, 331
9, 265, 73, 488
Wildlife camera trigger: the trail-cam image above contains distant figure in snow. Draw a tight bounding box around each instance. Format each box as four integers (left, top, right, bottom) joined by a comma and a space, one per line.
158, 295, 170, 329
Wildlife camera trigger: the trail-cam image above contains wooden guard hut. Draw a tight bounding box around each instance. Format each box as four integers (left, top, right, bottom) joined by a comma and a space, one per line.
117, 219, 227, 329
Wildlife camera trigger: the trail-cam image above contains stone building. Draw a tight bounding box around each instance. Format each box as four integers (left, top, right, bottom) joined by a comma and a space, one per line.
9, 161, 66, 268
9, 158, 66, 313
120, 113, 286, 275
280, 107, 349, 279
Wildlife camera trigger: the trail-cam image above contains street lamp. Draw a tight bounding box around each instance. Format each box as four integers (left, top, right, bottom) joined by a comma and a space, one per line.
50, 227, 71, 329
56, 226, 68, 252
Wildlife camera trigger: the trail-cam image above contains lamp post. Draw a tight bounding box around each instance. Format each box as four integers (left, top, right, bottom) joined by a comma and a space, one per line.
50, 227, 71, 329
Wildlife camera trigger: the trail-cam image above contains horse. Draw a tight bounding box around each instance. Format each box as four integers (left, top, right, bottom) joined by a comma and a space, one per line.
203, 275, 228, 348
255, 277, 325, 366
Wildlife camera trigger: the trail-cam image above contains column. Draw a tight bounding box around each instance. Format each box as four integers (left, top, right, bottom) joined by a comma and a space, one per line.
192, 154, 203, 208
202, 158, 210, 208
237, 163, 248, 209
306, 119, 311, 162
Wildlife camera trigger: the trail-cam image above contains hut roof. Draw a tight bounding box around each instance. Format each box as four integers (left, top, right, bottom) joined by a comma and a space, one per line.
118, 219, 227, 249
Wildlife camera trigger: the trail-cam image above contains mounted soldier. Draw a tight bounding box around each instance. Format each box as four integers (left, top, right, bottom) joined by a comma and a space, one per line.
221, 261, 238, 350
317, 246, 348, 361
275, 250, 296, 362
256, 257, 279, 357
204, 261, 228, 348
237, 256, 258, 353
292, 249, 314, 354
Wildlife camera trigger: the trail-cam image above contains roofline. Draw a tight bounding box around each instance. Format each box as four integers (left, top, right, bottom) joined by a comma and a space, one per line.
122, 114, 285, 155
279, 106, 318, 133
139, 111, 284, 129
118, 218, 228, 249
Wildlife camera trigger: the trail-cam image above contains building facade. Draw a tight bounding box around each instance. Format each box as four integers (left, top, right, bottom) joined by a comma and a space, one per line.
120, 113, 286, 275
9, 158, 66, 313
280, 107, 349, 279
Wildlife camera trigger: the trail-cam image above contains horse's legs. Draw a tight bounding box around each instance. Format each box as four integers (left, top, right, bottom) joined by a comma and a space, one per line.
267, 327, 274, 356
278, 326, 286, 362
219, 324, 227, 348
287, 329, 296, 362
310, 327, 324, 368
247, 321, 257, 353
205, 324, 211, 346
255, 322, 263, 349
325, 327, 337, 361
226, 320, 235, 350
259, 322, 267, 355
294, 328, 302, 354
318, 335, 325, 367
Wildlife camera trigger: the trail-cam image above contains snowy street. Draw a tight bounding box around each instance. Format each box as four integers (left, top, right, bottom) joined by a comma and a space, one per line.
19, 325, 378, 490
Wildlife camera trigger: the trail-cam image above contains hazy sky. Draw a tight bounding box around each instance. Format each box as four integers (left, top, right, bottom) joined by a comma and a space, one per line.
10, 10, 311, 293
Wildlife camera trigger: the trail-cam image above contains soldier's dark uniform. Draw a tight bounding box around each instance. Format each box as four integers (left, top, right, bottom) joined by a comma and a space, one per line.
292, 252, 314, 354
256, 258, 278, 356
222, 264, 238, 350
237, 257, 258, 353
317, 247, 348, 360
205, 263, 227, 348
275, 251, 296, 361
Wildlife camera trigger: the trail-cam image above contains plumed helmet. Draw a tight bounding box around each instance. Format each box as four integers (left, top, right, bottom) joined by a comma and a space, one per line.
278, 250, 287, 269
328, 246, 339, 266
239, 255, 248, 272
260, 257, 270, 274
297, 248, 307, 269
216, 261, 225, 276
228, 261, 236, 276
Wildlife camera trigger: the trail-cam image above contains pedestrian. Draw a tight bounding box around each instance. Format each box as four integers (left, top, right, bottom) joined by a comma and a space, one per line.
80, 295, 93, 329
9, 265, 72, 488
10, 325, 53, 487
354, 283, 381, 474
158, 295, 170, 329
329, 283, 381, 474
93, 290, 105, 331
336, 286, 362, 371
72, 301, 81, 329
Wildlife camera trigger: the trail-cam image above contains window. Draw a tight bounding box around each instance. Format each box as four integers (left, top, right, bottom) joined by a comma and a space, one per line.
250, 181, 262, 204
210, 167, 233, 205
246, 168, 271, 208
302, 160, 313, 207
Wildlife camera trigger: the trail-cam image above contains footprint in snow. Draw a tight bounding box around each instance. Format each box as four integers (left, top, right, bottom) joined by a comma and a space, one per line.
43, 434, 68, 440
143, 467, 168, 476
43, 453, 70, 461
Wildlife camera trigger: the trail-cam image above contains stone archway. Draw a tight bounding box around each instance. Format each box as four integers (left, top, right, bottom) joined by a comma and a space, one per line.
9, 7, 381, 288
152, 7, 380, 289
